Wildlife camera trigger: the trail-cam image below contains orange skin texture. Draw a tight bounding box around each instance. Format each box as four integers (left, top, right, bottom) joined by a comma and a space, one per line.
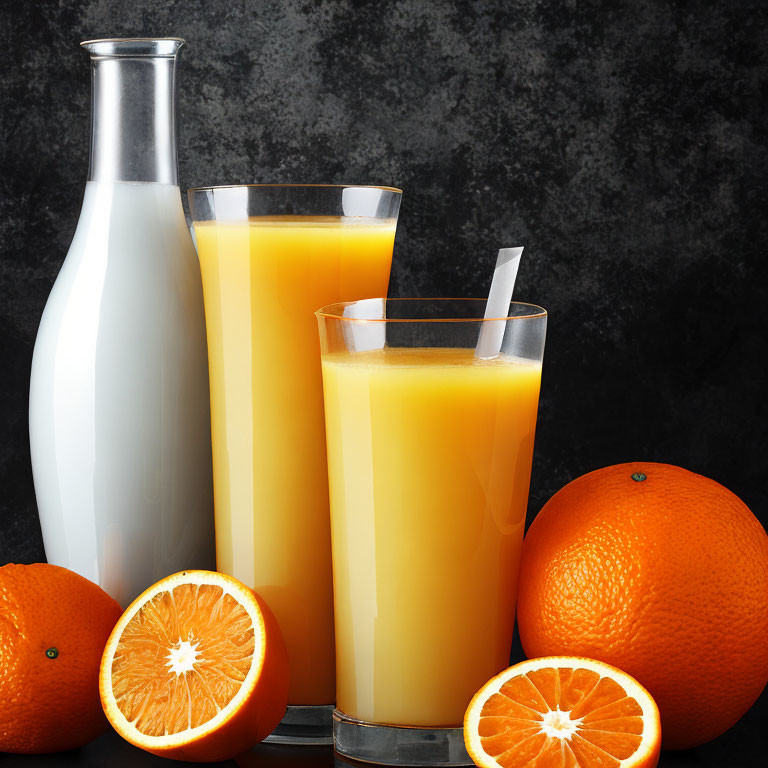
0, 563, 122, 753
516, 462, 768, 750
100, 573, 290, 763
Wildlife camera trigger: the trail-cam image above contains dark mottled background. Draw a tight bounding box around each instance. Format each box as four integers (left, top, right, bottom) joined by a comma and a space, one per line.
1, 1, 766, 765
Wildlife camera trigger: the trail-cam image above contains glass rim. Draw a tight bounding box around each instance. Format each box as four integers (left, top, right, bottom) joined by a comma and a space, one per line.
315, 298, 548, 323
80, 38, 185, 57
187, 183, 403, 194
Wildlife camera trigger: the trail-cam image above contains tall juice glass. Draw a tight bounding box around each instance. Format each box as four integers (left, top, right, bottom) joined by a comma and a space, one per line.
188, 186, 401, 743
317, 298, 547, 765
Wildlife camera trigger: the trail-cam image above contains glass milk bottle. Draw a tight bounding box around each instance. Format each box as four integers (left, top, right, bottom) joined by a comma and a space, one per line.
29, 38, 215, 606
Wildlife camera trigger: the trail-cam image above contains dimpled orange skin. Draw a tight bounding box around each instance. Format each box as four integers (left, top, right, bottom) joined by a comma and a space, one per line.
0, 563, 123, 753
516, 462, 768, 750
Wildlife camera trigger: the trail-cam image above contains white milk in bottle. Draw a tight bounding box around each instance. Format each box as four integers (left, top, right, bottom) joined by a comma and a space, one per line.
29, 39, 214, 606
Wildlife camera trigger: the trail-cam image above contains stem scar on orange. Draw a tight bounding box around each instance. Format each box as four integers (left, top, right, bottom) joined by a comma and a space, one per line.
0, 563, 123, 753
517, 462, 768, 749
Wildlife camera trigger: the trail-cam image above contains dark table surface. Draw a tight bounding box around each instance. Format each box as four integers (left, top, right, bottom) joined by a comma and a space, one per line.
1, 688, 765, 768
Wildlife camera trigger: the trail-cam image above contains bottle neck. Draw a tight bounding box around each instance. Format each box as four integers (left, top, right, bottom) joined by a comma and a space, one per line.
84, 39, 183, 185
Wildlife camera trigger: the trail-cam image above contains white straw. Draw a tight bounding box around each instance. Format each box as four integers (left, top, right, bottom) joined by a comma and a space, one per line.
475, 247, 524, 359
343, 298, 386, 352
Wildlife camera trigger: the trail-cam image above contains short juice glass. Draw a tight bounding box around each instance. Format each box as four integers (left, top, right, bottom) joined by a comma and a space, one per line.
316, 299, 547, 765
188, 186, 401, 744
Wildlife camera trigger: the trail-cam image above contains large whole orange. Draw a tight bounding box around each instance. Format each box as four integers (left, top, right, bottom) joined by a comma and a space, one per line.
516, 462, 768, 750
0, 563, 122, 753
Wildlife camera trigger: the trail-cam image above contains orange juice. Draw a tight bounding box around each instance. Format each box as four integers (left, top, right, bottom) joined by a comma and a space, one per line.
194, 217, 396, 704
321, 347, 541, 725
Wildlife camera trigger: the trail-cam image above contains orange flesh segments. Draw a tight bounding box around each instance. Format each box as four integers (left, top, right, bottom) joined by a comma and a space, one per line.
99, 571, 289, 762
465, 657, 660, 768
110, 583, 257, 736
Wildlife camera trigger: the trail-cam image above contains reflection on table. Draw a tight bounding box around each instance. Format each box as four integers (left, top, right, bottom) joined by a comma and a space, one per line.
236, 743, 334, 768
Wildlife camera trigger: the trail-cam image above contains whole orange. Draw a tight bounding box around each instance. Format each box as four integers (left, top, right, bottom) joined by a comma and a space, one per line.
0, 563, 122, 753
516, 462, 768, 750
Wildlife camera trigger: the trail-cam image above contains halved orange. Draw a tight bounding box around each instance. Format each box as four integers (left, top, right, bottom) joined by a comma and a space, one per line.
99, 570, 289, 762
464, 657, 660, 768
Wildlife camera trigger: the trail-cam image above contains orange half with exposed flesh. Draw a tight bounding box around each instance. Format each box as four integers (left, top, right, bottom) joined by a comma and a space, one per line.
464, 656, 661, 768
99, 570, 289, 762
